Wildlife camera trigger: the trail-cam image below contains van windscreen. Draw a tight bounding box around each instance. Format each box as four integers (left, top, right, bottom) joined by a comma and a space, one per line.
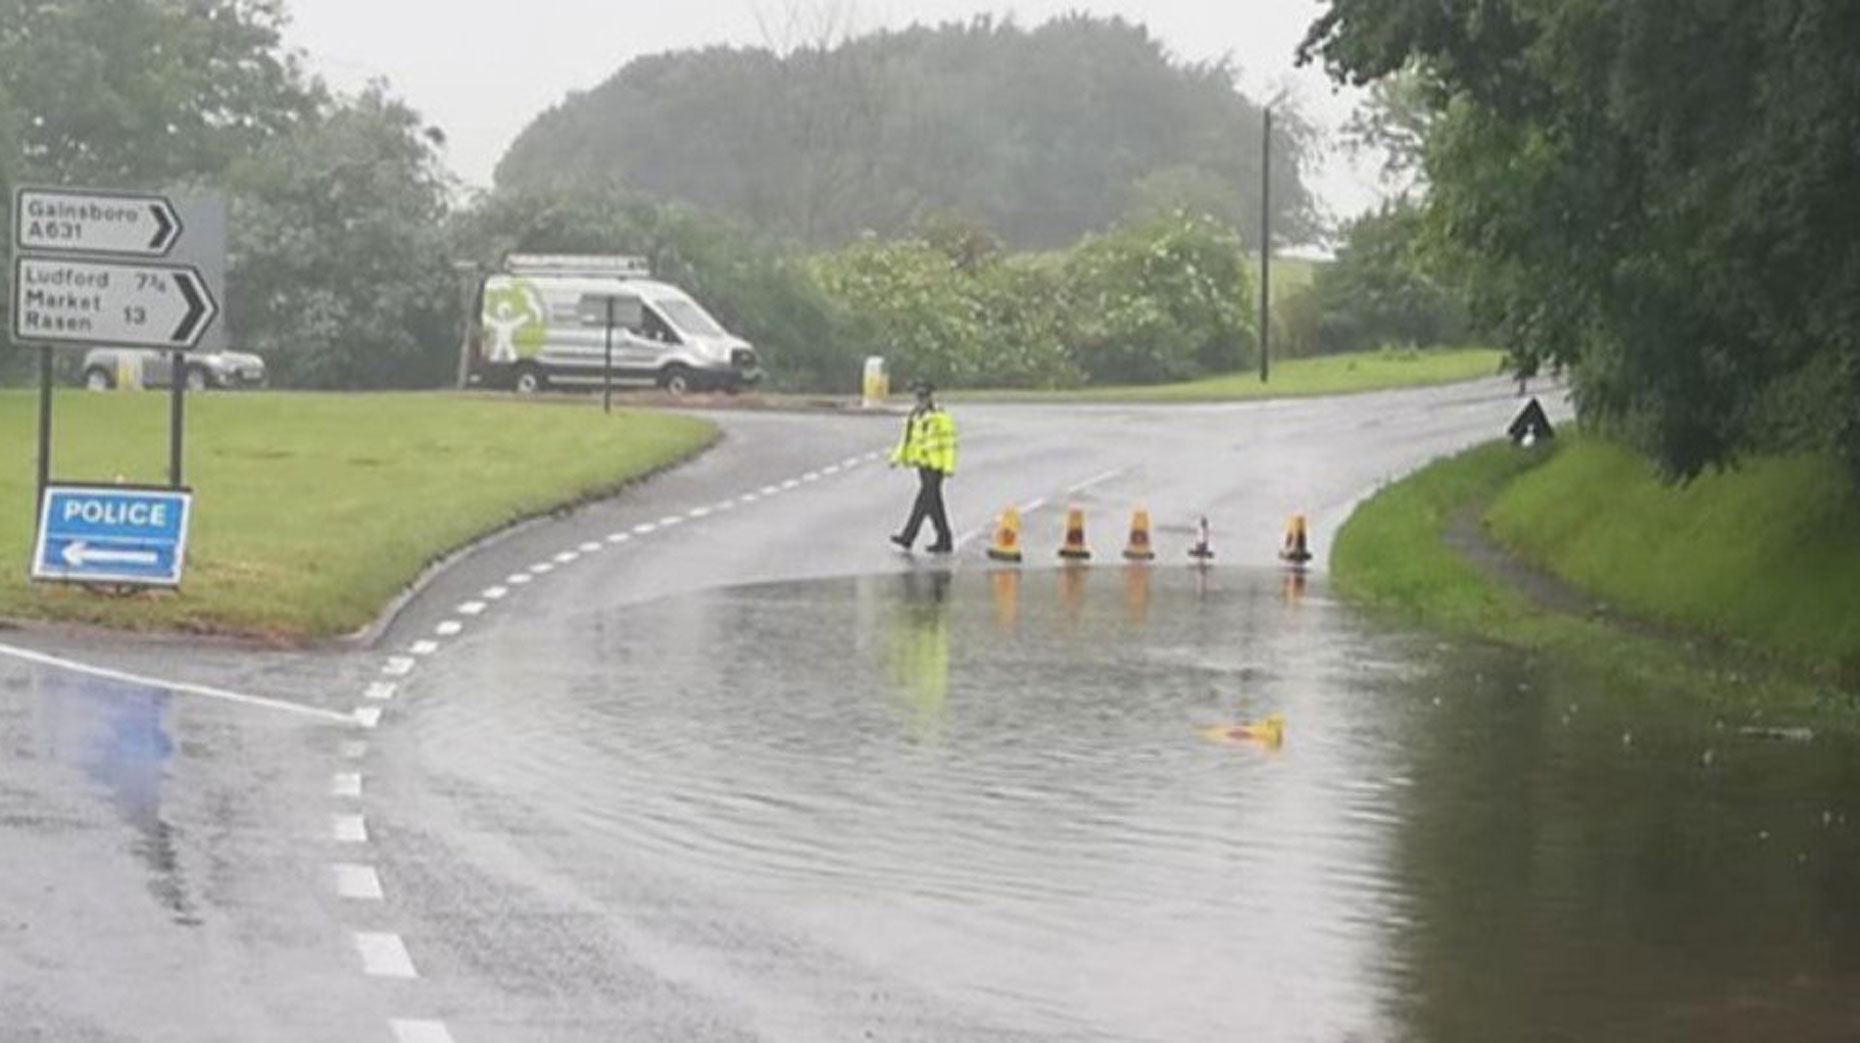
654, 298, 724, 337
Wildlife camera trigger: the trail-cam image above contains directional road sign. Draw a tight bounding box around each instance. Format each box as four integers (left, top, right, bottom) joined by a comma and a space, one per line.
32, 485, 192, 587
13, 188, 183, 257
11, 256, 217, 349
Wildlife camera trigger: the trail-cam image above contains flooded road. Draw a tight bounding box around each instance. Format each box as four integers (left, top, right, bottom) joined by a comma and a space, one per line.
395, 565, 1860, 1042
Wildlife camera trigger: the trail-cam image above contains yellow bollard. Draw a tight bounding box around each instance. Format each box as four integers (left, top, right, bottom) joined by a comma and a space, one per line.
1057, 507, 1091, 561
986, 506, 1024, 563
1121, 508, 1156, 561
1278, 514, 1313, 565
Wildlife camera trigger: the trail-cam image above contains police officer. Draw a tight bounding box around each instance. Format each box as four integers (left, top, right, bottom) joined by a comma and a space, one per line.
889, 380, 957, 553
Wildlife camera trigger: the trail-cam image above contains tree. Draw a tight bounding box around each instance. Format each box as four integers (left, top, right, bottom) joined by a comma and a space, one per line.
227, 86, 456, 388
1302, 0, 1860, 486
1314, 200, 1468, 354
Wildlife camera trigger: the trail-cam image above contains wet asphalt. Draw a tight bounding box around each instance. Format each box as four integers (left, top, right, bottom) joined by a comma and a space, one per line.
0, 380, 1572, 1042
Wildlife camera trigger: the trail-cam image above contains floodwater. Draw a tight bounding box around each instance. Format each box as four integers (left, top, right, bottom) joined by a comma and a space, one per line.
423, 564, 1860, 1042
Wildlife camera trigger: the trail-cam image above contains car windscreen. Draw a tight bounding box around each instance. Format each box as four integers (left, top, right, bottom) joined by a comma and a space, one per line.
653, 297, 725, 338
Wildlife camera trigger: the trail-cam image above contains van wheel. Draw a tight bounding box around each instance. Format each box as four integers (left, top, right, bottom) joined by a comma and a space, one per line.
512, 364, 546, 394
85, 367, 115, 391
658, 365, 694, 396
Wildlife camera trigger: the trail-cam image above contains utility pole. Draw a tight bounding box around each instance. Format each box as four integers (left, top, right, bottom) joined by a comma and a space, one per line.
1259, 103, 1272, 385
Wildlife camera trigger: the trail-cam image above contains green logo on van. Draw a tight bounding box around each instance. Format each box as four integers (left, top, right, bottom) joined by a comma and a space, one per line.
482, 280, 545, 361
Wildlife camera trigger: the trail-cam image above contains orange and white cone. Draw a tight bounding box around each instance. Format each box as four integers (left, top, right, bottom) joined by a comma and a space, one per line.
986, 507, 1024, 563
1188, 516, 1215, 562
1122, 508, 1156, 561
1279, 514, 1313, 565
1057, 507, 1092, 561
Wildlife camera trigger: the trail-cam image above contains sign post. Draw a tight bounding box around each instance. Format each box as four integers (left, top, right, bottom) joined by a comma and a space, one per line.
9, 185, 224, 589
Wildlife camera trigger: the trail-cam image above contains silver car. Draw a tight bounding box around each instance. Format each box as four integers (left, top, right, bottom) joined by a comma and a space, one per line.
81, 348, 267, 391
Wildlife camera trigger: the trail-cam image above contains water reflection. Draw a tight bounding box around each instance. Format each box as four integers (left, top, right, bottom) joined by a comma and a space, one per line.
33, 669, 196, 925
439, 567, 1860, 1040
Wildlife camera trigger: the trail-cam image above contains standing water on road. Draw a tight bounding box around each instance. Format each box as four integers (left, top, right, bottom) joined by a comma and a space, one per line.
424, 566, 1860, 1042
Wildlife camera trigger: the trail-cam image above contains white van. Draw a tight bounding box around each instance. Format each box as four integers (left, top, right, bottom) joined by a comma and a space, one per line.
468, 254, 762, 394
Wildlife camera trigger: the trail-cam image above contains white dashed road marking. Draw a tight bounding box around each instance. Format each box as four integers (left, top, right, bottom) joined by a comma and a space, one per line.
331, 773, 362, 798
528, 563, 553, 575
781, 479, 800, 490
434, 620, 462, 637
740, 493, 759, 504
579, 541, 602, 552
333, 863, 384, 900
822, 464, 841, 475
456, 601, 486, 616
482, 585, 508, 599
607, 532, 630, 543
687, 506, 710, 518
506, 573, 531, 585
633, 522, 657, 535
409, 640, 440, 656
333, 815, 368, 843
657, 515, 684, 527
382, 658, 415, 677
391, 1020, 457, 1043
353, 707, 383, 729
553, 551, 577, 564
760, 485, 780, 496
354, 932, 419, 979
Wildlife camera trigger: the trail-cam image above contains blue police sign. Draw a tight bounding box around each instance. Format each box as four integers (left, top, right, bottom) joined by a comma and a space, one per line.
32, 485, 192, 587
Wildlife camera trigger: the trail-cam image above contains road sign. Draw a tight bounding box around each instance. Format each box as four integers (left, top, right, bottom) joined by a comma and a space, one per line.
32, 485, 192, 587
11, 256, 217, 349
13, 188, 182, 257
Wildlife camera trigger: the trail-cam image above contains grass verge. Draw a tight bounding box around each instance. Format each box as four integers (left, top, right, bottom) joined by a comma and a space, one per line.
1332, 439, 1859, 719
2, 391, 717, 640
950, 346, 1503, 403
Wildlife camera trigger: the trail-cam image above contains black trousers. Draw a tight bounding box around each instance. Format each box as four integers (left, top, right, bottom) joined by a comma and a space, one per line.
900, 467, 952, 548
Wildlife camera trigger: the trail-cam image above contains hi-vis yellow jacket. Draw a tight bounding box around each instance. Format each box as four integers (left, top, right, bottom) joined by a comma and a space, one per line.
891, 407, 957, 475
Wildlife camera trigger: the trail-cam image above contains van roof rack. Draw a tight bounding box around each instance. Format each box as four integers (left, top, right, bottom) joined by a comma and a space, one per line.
503, 254, 651, 278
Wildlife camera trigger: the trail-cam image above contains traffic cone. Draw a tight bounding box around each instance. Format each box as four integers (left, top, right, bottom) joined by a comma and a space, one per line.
1279, 514, 1313, 565
986, 507, 1023, 563
1188, 516, 1215, 562
1121, 508, 1156, 561
1057, 507, 1091, 560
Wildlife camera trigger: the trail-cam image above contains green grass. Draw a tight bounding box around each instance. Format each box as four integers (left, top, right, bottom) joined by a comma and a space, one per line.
1333, 438, 1860, 717
1486, 437, 1860, 666
950, 346, 1502, 403
1, 391, 716, 639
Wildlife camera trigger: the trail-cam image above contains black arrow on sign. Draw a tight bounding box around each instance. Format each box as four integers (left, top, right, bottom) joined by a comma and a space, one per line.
148, 204, 178, 252
172, 272, 210, 344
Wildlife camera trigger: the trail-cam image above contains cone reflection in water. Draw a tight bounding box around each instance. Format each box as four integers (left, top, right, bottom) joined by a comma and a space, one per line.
1124, 563, 1151, 626
1281, 568, 1306, 604
1122, 508, 1156, 561
1058, 507, 1091, 560
990, 567, 1021, 633
1058, 559, 1087, 624
987, 506, 1023, 563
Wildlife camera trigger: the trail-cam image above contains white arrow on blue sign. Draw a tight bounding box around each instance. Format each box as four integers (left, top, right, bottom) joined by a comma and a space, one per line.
32, 486, 192, 587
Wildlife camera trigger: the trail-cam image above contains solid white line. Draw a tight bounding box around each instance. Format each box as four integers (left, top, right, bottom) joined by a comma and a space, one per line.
434, 620, 462, 637
390, 1020, 457, 1043
482, 585, 508, 599
579, 541, 602, 552
341, 740, 368, 760
607, 532, 631, 543
331, 772, 362, 798
333, 863, 383, 901
953, 526, 987, 552
1020, 496, 1049, 514
382, 657, 415, 677
632, 522, 657, 534
456, 601, 486, 616
0, 642, 356, 725
333, 814, 368, 843
553, 551, 577, 564
1065, 468, 1126, 495
365, 682, 396, 701
354, 932, 418, 979
687, 506, 710, 519
657, 515, 684, 527
353, 706, 383, 729
506, 573, 531, 585
409, 640, 440, 656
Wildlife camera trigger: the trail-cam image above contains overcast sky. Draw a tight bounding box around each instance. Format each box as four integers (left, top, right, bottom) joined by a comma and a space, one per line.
281, 0, 1383, 232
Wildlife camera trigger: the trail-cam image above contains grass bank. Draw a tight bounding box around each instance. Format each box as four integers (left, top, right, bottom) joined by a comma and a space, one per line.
951, 346, 1502, 403
1332, 438, 1860, 714
1, 391, 716, 640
